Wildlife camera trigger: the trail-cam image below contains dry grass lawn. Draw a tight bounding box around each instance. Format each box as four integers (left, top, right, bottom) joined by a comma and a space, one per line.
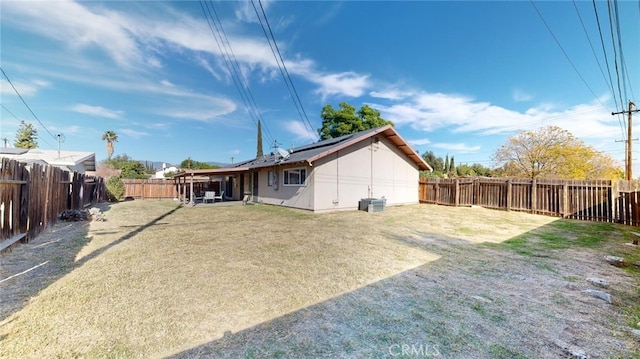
1, 200, 639, 358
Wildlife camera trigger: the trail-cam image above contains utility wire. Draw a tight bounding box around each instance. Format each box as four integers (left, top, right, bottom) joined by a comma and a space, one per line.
1, 103, 21, 121
252, 0, 317, 141
573, 0, 615, 101
206, 1, 276, 144
1, 67, 57, 147
607, 1, 625, 109
575, 0, 625, 140
200, 0, 274, 144
612, 0, 635, 101
199, 0, 275, 146
592, 0, 626, 137
530, 1, 610, 112
593, 0, 620, 110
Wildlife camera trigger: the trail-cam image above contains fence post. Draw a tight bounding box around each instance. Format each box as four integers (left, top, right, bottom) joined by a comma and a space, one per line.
562, 182, 569, 218
473, 178, 479, 205
435, 180, 440, 205
531, 179, 537, 213
454, 178, 460, 207
505, 179, 512, 211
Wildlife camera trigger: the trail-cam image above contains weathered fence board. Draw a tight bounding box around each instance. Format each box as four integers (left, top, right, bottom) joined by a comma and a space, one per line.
0, 158, 105, 248
123, 179, 178, 199
420, 177, 640, 226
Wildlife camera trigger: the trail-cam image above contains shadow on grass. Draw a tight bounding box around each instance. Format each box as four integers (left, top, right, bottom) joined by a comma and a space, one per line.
0, 203, 182, 322
167, 219, 640, 359
73, 204, 181, 267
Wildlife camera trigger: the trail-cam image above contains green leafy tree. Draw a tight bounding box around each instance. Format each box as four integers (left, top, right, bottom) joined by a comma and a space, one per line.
493, 126, 622, 180
422, 151, 444, 173
120, 161, 147, 179
101, 130, 118, 160
318, 102, 393, 140
105, 176, 125, 202
457, 163, 495, 177
104, 154, 133, 169
179, 158, 220, 170
256, 120, 264, 158
14, 120, 38, 149
103, 154, 147, 179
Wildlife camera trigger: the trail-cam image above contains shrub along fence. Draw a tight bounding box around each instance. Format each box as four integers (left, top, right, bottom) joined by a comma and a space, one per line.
0, 158, 105, 250
419, 177, 640, 226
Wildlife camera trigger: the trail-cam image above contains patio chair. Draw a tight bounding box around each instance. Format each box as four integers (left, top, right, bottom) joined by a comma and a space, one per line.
204, 191, 216, 204
214, 190, 224, 202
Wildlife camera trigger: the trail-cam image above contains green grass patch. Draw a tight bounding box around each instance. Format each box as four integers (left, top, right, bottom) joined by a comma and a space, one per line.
494, 218, 614, 255
489, 344, 530, 359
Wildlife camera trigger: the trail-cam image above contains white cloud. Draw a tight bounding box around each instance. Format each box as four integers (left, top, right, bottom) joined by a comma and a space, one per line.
71, 104, 123, 119
407, 138, 431, 146
513, 89, 533, 102
4, 1, 373, 101
284, 120, 319, 143
431, 143, 482, 154
161, 98, 237, 122
370, 89, 411, 101
160, 80, 174, 87
311, 72, 370, 100
146, 122, 172, 130
2, 1, 144, 69
372, 91, 617, 141
0, 78, 49, 96
120, 128, 149, 139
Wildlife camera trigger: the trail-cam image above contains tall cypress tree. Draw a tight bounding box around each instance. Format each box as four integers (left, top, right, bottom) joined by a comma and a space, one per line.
444, 154, 449, 174
256, 120, 264, 158
450, 156, 456, 176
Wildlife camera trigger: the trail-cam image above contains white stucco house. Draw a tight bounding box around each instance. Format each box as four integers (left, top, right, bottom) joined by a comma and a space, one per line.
174, 125, 432, 212
0, 148, 96, 173
155, 163, 179, 179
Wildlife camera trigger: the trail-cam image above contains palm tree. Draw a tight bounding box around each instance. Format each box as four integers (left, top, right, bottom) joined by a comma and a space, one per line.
101, 131, 118, 160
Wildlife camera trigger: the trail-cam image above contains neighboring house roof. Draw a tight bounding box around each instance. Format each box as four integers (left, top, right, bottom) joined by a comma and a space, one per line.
0, 148, 96, 172
175, 125, 431, 178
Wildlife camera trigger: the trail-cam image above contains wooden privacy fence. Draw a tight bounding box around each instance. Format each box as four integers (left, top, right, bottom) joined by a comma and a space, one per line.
419, 177, 640, 226
123, 179, 178, 199
0, 158, 106, 250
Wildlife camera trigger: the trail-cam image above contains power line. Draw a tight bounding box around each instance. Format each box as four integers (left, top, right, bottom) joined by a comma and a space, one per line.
1, 103, 22, 121
592, 0, 621, 111
612, 0, 635, 101
199, 0, 275, 147
252, 0, 317, 142
572, 1, 615, 102
607, 1, 625, 110
0, 67, 58, 146
530, 1, 610, 112
591, 0, 627, 141
574, 0, 625, 140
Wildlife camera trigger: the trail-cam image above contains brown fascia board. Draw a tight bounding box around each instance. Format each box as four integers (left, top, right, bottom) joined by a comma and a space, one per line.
304, 125, 432, 171
173, 167, 251, 178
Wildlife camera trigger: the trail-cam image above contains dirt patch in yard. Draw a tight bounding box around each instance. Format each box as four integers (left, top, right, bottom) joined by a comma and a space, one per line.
1, 201, 639, 358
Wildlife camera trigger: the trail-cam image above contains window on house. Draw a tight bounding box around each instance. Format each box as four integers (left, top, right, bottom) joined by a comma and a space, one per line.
283, 168, 307, 186
267, 170, 273, 187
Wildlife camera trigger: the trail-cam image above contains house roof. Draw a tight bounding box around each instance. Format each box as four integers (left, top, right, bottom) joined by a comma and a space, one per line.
174, 125, 431, 178
0, 148, 96, 172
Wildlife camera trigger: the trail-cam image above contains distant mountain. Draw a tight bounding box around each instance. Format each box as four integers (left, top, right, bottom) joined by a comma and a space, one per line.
138, 160, 176, 171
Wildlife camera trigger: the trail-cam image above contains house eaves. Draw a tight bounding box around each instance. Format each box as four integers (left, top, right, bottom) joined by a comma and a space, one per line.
304, 125, 432, 171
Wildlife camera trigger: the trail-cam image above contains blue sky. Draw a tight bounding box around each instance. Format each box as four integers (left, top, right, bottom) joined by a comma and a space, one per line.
1, 1, 639, 171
